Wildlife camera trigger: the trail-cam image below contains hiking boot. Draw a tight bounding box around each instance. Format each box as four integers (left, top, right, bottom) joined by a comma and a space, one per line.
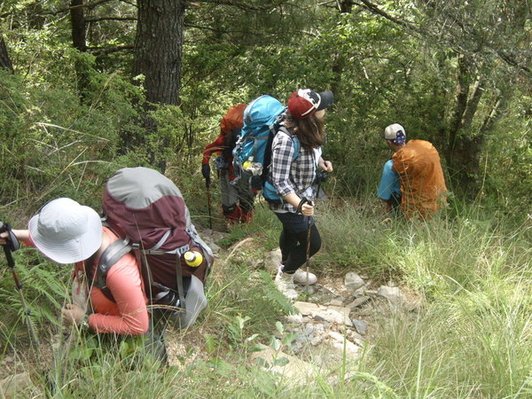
240, 209, 253, 223
223, 205, 242, 224
292, 269, 317, 285
274, 265, 298, 300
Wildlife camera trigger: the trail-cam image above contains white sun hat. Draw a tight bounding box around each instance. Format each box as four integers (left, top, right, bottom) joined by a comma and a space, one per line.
28, 198, 103, 264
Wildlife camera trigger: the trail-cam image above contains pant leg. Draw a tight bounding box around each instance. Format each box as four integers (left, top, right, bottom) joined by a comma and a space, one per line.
278, 228, 291, 263
234, 175, 256, 213
219, 170, 239, 208
274, 212, 321, 273
144, 309, 170, 365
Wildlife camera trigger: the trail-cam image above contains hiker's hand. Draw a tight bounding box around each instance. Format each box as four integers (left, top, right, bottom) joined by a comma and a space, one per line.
0, 231, 8, 245
202, 164, 211, 186
301, 202, 314, 216
321, 160, 333, 173
61, 303, 86, 326
0, 229, 27, 248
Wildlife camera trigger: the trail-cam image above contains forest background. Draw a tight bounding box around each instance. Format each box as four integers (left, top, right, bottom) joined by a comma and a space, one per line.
0, 1, 530, 398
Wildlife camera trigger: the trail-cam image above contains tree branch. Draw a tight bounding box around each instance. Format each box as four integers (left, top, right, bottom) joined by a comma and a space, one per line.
355, 0, 530, 76
77, 0, 115, 10
194, 0, 290, 12
492, 48, 530, 75
86, 16, 137, 22
421, 1, 531, 75
118, 0, 138, 7
88, 45, 135, 55
355, 0, 420, 33
42, 0, 115, 16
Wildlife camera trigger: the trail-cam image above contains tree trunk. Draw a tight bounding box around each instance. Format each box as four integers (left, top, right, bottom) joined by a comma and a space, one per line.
330, 52, 343, 101
70, 0, 89, 99
70, 0, 87, 52
134, 0, 185, 105
447, 54, 470, 164
447, 85, 506, 196
450, 135, 484, 194
338, 0, 354, 13
0, 36, 13, 72
461, 77, 483, 131
445, 54, 484, 196
446, 62, 502, 196
330, 1, 356, 103
480, 94, 508, 135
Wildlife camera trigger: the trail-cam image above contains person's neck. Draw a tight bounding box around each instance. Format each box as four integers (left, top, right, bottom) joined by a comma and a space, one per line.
96, 231, 110, 256
392, 143, 405, 152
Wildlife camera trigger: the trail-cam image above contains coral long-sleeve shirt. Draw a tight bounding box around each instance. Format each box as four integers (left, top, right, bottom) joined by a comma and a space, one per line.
202, 133, 236, 179
25, 227, 149, 336
202, 133, 228, 165
84, 227, 149, 335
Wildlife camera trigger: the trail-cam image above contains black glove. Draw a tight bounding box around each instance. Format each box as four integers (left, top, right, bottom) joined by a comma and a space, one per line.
202, 164, 211, 186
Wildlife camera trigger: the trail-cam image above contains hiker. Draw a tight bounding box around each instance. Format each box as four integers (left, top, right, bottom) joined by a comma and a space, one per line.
1, 198, 150, 335
377, 123, 447, 219
202, 103, 256, 224
267, 88, 334, 298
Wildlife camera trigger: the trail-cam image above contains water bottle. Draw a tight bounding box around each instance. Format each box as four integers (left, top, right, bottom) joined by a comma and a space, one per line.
242, 156, 254, 171
184, 250, 203, 267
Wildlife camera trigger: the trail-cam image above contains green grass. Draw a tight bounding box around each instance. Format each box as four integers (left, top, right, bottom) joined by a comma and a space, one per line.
0, 197, 530, 398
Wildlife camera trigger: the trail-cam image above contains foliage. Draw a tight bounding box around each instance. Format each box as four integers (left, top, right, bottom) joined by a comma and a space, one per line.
1, 192, 530, 397
2, 0, 530, 210
0, 1, 530, 397
0, 247, 70, 355
203, 259, 294, 348
370, 275, 530, 398
0, 59, 147, 209
482, 93, 532, 217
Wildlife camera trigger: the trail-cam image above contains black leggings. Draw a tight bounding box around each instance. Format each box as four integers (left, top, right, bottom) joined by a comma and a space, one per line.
275, 212, 321, 274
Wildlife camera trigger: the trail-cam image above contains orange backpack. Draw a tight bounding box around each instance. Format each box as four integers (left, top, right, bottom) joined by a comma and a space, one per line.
392, 140, 447, 218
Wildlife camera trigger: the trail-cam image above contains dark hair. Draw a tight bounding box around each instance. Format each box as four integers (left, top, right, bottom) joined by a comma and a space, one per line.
284, 112, 325, 149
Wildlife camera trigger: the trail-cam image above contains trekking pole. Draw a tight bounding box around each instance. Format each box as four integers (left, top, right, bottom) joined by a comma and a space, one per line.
205, 179, 213, 230
304, 202, 314, 293
303, 172, 327, 293
0, 222, 41, 351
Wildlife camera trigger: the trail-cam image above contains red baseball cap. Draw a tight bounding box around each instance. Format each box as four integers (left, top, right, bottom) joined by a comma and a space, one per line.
287, 89, 334, 119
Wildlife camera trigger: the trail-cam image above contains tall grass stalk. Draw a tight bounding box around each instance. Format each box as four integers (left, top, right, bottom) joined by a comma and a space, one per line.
1, 196, 529, 398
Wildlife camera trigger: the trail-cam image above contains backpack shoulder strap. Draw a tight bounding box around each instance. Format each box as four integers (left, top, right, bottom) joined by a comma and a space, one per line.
262, 125, 303, 203
96, 239, 132, 290
277, 125, 300, 161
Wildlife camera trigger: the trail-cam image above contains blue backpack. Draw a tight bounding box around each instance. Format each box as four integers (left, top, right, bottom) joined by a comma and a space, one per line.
232, 95, 300, 202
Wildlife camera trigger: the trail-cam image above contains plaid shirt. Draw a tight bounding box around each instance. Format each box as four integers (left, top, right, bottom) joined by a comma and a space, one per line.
269, 127, 318, 213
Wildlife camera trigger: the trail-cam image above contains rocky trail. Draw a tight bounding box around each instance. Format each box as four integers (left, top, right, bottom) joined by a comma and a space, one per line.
0, 230, 421, 396
164, 232, 421, 387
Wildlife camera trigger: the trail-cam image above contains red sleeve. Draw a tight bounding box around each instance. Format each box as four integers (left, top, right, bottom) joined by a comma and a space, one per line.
202, 133, 226, 165
22, 236, 35, 247
88, 254, 149, 335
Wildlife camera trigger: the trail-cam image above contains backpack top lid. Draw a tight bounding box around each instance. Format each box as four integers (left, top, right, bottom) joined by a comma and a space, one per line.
242, 95, 285, 131
106, 167, 184, 209
103, 167, 191, 247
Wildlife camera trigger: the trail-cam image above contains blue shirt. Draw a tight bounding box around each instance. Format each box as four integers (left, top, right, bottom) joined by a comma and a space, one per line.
377, 160, 400, 200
